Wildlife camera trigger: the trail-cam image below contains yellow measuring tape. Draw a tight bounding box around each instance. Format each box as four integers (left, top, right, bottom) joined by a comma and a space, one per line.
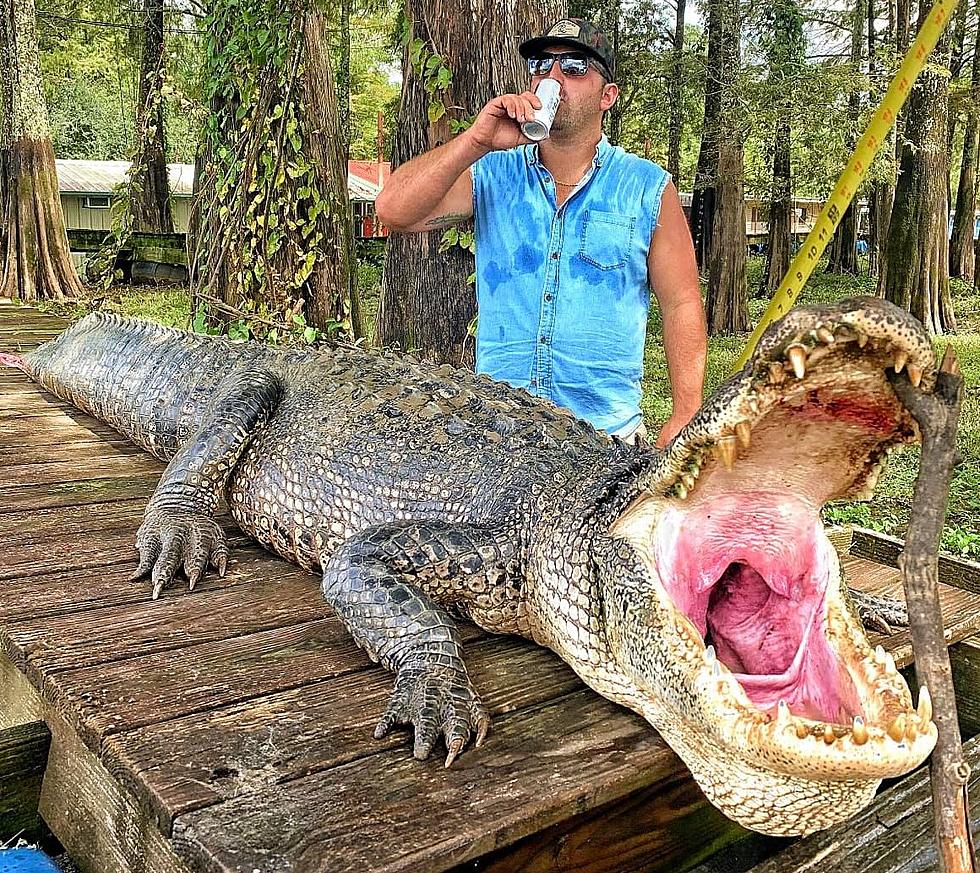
734, 0, 961, 370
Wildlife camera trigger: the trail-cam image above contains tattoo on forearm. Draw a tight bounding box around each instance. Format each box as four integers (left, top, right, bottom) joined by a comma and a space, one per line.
424, 212, 470, 230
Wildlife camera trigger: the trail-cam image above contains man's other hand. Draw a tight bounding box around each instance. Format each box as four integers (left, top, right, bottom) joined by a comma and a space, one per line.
655, 411, 694, 449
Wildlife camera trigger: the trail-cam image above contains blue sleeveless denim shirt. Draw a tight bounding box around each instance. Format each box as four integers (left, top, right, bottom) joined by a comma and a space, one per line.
471, 136, 670, 436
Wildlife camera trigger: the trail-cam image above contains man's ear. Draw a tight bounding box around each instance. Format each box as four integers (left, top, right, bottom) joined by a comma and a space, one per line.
600, 82, 619, 111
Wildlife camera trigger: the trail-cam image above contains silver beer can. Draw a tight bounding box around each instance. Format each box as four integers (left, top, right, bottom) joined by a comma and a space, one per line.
521, 79, 561, 142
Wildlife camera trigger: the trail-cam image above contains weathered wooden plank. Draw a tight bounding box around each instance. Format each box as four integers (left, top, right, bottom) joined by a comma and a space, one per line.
0, 410, 128, 444
5, 563, 324, 675
460, 774, 745, 873
0, 474, 165, 513
33, 614, 482, 755
747, 733, 980, 872
0, 498, 149, 548
0, 658, 193, 873
0, 456, 161, 488
839, 554, 980, 667
0, 538, 265, 623
0, 720, 51, 842
105, 636, 584, 832
850, 526, 980, 595
0, 440, 145, 465
171, 689, 677, 873
1, 386, 73, 414
950, 636, 980, 738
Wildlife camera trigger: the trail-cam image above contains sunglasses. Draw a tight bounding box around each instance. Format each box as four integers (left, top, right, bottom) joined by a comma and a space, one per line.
527, 52, 607, 80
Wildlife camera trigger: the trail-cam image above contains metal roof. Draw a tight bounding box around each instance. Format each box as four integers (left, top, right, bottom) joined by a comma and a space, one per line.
55, 159, 379, 201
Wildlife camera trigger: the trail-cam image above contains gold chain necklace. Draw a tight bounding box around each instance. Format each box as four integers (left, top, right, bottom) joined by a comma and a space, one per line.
553, 175, 583, 187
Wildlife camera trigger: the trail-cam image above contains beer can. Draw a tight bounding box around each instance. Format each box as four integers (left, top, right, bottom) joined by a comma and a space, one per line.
521, 79, 561, 142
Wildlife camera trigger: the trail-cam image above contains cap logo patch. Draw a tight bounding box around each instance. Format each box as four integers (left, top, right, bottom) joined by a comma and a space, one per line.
548, 20, 581, 37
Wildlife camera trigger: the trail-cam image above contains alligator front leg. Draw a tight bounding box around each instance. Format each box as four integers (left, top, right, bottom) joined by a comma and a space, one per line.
322, 521, 516, 766
134, 368, 283, 598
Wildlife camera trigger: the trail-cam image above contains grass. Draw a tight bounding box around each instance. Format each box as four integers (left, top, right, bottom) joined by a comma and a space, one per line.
25, 258, 980, 561
643, 257, 980, 561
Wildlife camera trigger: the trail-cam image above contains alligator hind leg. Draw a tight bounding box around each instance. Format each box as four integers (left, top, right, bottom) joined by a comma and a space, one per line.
848, 587, 909, 634
321, 520, 518, 766
135, 367, 283, 598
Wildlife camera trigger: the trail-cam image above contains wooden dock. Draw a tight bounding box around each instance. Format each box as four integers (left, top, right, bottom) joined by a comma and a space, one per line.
2, 300, 980, 873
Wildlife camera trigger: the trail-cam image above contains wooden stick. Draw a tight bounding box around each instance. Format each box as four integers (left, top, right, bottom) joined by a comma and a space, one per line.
890, 346, 978, 873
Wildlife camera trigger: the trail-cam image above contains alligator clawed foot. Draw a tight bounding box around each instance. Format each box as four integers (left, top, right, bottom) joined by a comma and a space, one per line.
132, 507, 229, 599
849, 588, 909, 634
374, 661, 491, 767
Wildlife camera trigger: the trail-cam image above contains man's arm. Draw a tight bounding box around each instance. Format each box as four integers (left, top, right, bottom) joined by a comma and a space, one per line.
647, 181, 707, 448
374, 92, 541, 234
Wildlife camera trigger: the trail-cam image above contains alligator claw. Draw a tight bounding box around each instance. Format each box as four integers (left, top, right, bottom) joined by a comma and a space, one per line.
134, 507, 228, 598
375, 661, 490, 767
849, 588, 909, 634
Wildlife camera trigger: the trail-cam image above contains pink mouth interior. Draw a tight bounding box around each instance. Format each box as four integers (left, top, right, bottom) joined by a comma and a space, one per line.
657, 494, 863, 724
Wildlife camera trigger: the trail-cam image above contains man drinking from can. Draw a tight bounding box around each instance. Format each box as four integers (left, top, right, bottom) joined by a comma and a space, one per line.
375, 18, 706, 448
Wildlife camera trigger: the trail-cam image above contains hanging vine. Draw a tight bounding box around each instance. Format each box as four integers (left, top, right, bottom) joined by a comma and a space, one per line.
190, 0, 356, 345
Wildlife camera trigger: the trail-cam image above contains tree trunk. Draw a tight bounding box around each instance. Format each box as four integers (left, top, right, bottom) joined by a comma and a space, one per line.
883, 5, 956, 334
762, 115, 791, 297
129, 0, 174, 234
605, 0, 623, 145
826, 0, 864, 275
191, 0, 359, 340
337, 0, 351, 164
374, 0, 563, 364
0, 0, 84, 301
667, 0, 686, 183
949, 0, 980, 282
690, 0, 723, 271
705, 0, 747, 333
867, 0, 888, 278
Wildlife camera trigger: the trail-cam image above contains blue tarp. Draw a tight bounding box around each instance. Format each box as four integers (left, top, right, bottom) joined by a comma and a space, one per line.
0, 849, 60, 873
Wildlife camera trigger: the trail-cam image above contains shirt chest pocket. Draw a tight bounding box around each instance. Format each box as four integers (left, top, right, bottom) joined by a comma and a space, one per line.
578, 210, 637, 270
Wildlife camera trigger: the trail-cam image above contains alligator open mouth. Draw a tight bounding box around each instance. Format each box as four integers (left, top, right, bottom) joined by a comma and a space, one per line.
608, 298, 937, 833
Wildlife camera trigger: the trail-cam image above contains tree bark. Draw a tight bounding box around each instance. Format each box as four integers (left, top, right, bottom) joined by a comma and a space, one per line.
883, 4, 956, 334
690, 0, 722, 271
761, 115, 791, 297
190, 0, 359, 340
826, 0, 864, 275
0, 0, 84, 301
337, 0, 351, 164
705, 0, 747, 333
667, 0, 686, 184
949, 0, 980, 282
866, 0, 890, 279
374, 0, 564, 364
129, 0, 174, 234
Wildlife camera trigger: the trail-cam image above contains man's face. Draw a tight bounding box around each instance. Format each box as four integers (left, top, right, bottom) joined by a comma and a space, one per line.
529, 44, 619, 136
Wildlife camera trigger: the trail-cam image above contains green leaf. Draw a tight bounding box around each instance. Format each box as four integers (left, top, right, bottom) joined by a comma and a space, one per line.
303, 326, 317, 344
292, 312, 307, 327
428, 102, 446, 123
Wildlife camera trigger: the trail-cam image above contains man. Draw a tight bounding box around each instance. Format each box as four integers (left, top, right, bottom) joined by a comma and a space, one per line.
375, 18, 706, 448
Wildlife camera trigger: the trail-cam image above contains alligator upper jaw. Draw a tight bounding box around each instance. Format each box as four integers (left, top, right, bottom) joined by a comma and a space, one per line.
611, 299, 939, 783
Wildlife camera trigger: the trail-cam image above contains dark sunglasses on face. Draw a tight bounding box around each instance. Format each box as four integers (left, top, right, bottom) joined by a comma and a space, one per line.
527, 52, 603, 79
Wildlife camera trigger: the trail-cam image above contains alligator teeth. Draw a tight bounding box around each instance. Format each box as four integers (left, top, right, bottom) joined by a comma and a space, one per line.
735, 420, 752, 449
893, 350, 908, 374
676, 483, 688, 500
816, 327, 835, 345
712, 660, 723, 679
704, 644, 716, 664
887, 714, 907, 742
918, 685, 932, 722
857, 331, 869, 348
715, 436, 737, 471
682, 472, 696, 491
786, 344, 807, 379
768, 363, 785, 385
776, 700, 790, 725
907, 363, 923, 388
874, 644, 888, 665
852, 716, 868, 745
823, 724, 837, 744
795, 721, 809, 740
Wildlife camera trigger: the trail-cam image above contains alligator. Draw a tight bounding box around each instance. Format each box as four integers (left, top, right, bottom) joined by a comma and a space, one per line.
3, 296, 938, 837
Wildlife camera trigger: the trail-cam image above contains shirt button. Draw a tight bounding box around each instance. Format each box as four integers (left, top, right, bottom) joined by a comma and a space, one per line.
530, 379, 537, 387
550, 252, 559, 260
540, 335, 549, 344
544, 293, 553, 302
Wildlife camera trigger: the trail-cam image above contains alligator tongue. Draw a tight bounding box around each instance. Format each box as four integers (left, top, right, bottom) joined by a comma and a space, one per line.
659, 497, 864, 724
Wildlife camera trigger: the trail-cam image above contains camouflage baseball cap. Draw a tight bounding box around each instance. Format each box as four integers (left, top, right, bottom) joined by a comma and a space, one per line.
519, 19, 615, 80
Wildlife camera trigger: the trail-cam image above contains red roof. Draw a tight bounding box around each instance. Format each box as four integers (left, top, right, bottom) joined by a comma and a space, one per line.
348, 160, 390, 187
